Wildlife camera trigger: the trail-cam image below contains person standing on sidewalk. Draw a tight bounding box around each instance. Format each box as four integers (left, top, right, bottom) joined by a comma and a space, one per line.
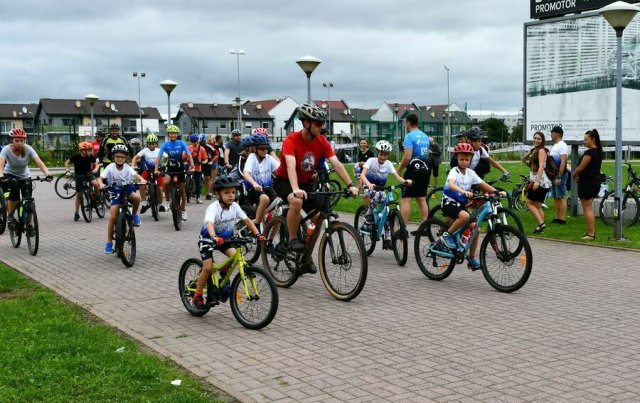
572, 129, 603, 240
549, 126, 569, 224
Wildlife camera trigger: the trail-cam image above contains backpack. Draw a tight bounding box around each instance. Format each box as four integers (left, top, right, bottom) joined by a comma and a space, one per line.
544, 148, 559, 180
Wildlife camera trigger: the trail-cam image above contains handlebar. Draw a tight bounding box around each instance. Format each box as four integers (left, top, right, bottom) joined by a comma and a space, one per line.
0, 175, 53, 183
307, 188, 356, 199
371, 183, 407, 191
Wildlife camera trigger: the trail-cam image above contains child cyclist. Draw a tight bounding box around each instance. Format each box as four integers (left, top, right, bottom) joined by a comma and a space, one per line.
131, 133, 165, 214
360, 140, 412, 248
440, 142, 502, 270
242, 133, 280, 228
97, 144, 146, 254
64, 141, 100, 221
192, 176, 265, 309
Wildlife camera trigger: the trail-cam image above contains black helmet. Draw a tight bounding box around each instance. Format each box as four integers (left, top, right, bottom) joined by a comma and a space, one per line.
466, 128, 487, 140
298, 103, 327, 122
213, 175, 241, 191
109, 123, 120, 131
454, 130, 467, 138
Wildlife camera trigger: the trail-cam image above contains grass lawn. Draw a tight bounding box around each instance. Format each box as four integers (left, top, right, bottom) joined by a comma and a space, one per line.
0, 263, 228, 402
332, 161, 640, 249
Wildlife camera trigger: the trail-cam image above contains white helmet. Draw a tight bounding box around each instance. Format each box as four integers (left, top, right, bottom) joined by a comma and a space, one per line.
375, 140, 392, 153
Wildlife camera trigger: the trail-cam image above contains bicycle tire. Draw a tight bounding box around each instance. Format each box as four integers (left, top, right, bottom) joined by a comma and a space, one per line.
0, 193, 7, 235
149, 183, 159, 221
427, 204, 450, 224
318, 221, 368, 301
235, 221, 260, 264
171, 185, 181, 231
9, 206, 22, 248
95, 191, 106, 218
117, 212, 136, 267
414, 218, 455, 280
599, 190, 640, 227
495, 206, 524, 234
328, 179, 342, 208
178, 258, 211, 317
354, 205, 376, 256
389, 209, 408, 266
186, 175, 193, 204
426, 186, 444, 209
480, 225, 532, 293
25, 202, 39, 256
54, 175, 76, 199
512, 187, 526, 211
80, 188, 93, 223
230, 266, 279, 330
261, 216, 299, 288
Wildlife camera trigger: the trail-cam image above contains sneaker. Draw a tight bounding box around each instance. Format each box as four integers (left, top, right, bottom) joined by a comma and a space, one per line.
132, 213, 141, 227
364, 213, 374, 224
163, 202, 170, 211
219, 285, 232, 303
206, 193, 213, 200
196, 198, 203, 204
181, 211, 188, 221
192, 292, 205, 309
383, 239, 393, 250
542, 203, 549, 209
300, 261, 317, 274
468, 258, 481, 271
441, 232, 457, 250
26, 225, 36, 237
104, 242, 114, 254
7, 216, 17, 230
289, 238, 306, 252
159, 204, 166, 212
74, 212, 80, 222
140, 203, 150, 214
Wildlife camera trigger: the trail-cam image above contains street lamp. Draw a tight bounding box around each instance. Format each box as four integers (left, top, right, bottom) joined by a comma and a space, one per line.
296, 55, 321, 103
323, 82, 333, 135
229, 49, 245, 132
444, 65, 451, 159
84, 93, 99, 138
133, 72, 146, 140
159, 80, 177, 131
393, 103, 399, 163
599, 1, 639, 240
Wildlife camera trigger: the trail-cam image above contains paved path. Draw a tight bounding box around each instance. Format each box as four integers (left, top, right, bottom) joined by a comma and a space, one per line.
2, 186, 640, 402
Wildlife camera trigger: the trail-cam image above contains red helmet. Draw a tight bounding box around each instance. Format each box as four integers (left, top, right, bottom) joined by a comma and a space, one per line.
453, 142, 474, 155
10, 128, 27, 138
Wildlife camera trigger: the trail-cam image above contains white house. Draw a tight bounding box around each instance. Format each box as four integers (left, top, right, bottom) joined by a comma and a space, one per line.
245, 96, 299, 139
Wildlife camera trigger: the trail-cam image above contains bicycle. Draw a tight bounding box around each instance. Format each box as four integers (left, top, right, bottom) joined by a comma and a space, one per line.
316, 166, 342, 208
178, 238, 278, 330
185, 170, 195, 204
2, 176, 53, 256
599, 163, 640, 227
261, 189, 368, 301
143, 169, 162, 222
76, 174, 106, 223
54, 173, 76, 199
0, 188, 7, 235
105, 183, 140, 267
354, 184, 409, 266
427, 173, 513, 210
510, 175, 530, 212
166, 170, 184, 231
235, 188, 284, 264
414, 192, 532, 293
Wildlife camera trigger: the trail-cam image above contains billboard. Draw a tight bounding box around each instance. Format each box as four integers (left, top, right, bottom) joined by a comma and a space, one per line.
531, 0, 640, 20
525, 12, 640, 142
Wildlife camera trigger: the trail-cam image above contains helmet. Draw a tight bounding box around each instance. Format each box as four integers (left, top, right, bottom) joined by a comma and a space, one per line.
111, 144, 129, 155
10, 128, 27, 138
145, 133, 158, 143
467, 128, 487, 140
453, 142, 475, 155
298, 103, 327, 122
109, 124, 120, 131
252, 127, 269, 135
130, 138, 141, 145
78, 141, 93, 150
213, 175, 241, 191
241, 136, 253, 149
231, 129, 242, 136
455, 130, 467, 138
250, 134, 269, 146
95, 131, 104, 138
375, 140, 392, 153
167, 125, 180, 134
198, 133, 207, 143
189, 133, 200, 142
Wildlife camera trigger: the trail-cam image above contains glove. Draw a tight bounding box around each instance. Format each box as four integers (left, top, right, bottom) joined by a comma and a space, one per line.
255, 234, 266, 242
502, 171, 511, 180
214, 237, 225, 246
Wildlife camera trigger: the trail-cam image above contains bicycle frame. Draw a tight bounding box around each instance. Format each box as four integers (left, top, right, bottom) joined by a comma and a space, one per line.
360, 187, 397, 239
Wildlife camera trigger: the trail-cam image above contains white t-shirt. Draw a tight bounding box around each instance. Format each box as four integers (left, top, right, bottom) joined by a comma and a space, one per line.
136, 147, 167, 169
363, 157, 397, 186
443, 167, 483, 203
100, 163, 137, 186
243, 153, 279, 188
550, 140, 568, 166
470, 147, 489, 170
201, 201, 247, 240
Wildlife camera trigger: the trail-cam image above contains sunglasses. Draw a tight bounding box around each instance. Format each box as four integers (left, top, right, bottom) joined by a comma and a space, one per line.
256, 146, 269, 151
310, 121, 325, 128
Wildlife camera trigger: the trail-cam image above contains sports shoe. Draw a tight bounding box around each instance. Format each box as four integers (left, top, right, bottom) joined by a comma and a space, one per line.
140, 203, 150, 214
468, 258, 481, 271
441, 232, 457, 250
7, 216, 17, 230
219, 285, 232, 303
159, 204, 166, 212
289, 238, 306, 252
74, 212, 80, 222
104, 242, 114, 254
192, 292, 205, 309
181, 211, 188, 221
26, 225, 36, 237
300, 261, 317, 274
383, 239, 392, 250
206, 193, 213, 200
163, 202, 170, 211
196, 198, 203, 204
132, 213, 141, 227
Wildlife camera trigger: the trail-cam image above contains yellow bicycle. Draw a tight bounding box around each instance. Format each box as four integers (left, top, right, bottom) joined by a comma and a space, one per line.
178, 238, 278, 330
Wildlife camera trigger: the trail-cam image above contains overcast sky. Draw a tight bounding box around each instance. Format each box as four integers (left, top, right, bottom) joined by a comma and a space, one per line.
2, 0, 529, 114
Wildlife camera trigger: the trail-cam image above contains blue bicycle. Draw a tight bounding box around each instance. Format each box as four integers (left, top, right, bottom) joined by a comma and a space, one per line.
354, 184, 408, 266
414, 192, 532, 293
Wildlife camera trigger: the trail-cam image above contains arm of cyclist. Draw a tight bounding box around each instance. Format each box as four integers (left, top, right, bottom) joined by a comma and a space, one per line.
224, 148, 232, 170
487, 156, 510, 178
33, 154, 50, 178
396, 148, 412, 176
130, 154, 141, 170
133, 171, 147, 185
327, 155, 358, 197
242, 170, 262, 192
360, 167, 374, 190
0, 156, 5, 178
448, 177, 474, 199
64, 158, 72, 177
241, 217, 264, 239
285, 154, 306, 199
205, 222, 225, 245
571, 154, 591, 182
392, 171, 412, 186
477, 181, 506, 197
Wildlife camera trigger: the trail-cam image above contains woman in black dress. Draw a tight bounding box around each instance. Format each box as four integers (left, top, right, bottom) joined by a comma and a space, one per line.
572, 129, 603, 240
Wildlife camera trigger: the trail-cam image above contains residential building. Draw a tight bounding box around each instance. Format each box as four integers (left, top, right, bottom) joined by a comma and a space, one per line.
314, 99, 356, 144
370, 102, 419, 142
174, 102, 274, 139
245, 97, 299, 139
420, 103, 472, 142
350, 108, 379, 142
0, 103, 38, 144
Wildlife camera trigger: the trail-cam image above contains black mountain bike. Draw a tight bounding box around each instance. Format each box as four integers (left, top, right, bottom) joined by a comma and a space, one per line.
54, 174, 76, 199
0, 187, 7, 235
167, 171, 183, 231
76, 174, 106, 223
599, 162, 640, 227
106, 184, 140, 267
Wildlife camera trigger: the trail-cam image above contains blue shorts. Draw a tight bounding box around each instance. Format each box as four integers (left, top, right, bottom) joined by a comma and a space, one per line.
549, 172, 568, 198
109, 184, 135, 206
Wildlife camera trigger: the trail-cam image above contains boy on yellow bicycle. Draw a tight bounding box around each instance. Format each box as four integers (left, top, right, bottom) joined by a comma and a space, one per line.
193, 175, 264, 308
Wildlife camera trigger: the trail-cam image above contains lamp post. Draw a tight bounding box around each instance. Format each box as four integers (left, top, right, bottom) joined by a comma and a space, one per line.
296, 56, 321, 103
393, 103, 399, 163
133, 72, 146, 140
229, 49, 245, 132
323, 82, 333, 135
84, 94, 99, 138
444, 65, 451, 160
599, 1, 639, 240
159, 80, 177, 132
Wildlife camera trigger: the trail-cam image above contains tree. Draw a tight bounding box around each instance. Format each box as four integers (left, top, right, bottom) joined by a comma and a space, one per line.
511, 125, 523, 143
480, 118, 509, 144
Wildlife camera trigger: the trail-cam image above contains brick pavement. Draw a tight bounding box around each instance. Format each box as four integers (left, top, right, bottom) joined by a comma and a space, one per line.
2, 186, 640, 402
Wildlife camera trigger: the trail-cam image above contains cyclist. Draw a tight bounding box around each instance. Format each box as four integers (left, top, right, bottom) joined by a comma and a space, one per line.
440, 143, 501, 270
201, 134, 218, 200
224, 129, 243, 171
130, 137, 142, 156
154, 125, 194, 221
466, 128, 510, 180
192, 175, 263, 309
64, 141, 100, 221
185, 133, 208, 204
273, 103, 358, 260
253, 127, 278, 159
0, 128, 51, 228
360, 140, 412, 248
98, 124, 132, 167
243, 133, 280, 228
97, 144, 146, 254
131, 133, 165, 214
91, 131, 104, 159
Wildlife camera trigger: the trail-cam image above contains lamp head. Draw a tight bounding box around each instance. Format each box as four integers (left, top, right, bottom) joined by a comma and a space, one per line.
160, 79, 178, 95
599, 1, 640, 35
84, 93, 99, 107
296, 55, 322, 75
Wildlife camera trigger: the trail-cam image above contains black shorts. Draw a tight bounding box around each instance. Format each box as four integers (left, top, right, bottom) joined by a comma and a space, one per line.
441, 198, 467, 220
198, 240, 233, 261
1, 174, 30, 202
578, 178, 600, 201
273, 176, 319, 213
526, 183, 550, 203
247, 188, 275, 206
402, 163, 429, 198
165, 160, 186, 183
202, 164, 211, 176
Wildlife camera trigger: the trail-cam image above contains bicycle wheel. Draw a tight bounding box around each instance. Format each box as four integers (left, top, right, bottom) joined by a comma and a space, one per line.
599, 191, 640, 227
426, 186, 444, 209
318, 222, 368, 301
25, 203, 39, 256
94, 190, 106, 218
389, 209, 408, 266
235, 221, 260, 264
117, 212, 136, 267
9, 207, 22, 248
262, 216, 299, 288
328, 179, 342, 208
414, 218, 456, 280
427, 204, 450, 224
178, 258, 211, 317
80, 188, 93, 223
480, 225, 532, 293
170, 185, 181, 231
54, 175, 76, 199
494, 207, 524, 234
512, 188, 526, 211
186, 175, 193, 204
149, 183, 159, 221
0, 194, 6, 235
230, 266, 278, 330
353, 205, 376, 256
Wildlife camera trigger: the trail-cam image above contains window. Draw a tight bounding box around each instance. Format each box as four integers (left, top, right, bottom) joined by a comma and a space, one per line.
62, 118, 73, 126
262, 122, 269, 129
23, 120, 34, 130
1, 121, 11, 133
95, 119, 103, 127
245, 122, 252, 129
220, 123, 227, 129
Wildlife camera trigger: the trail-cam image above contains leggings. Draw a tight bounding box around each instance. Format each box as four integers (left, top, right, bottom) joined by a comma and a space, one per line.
193, 172, 203, 199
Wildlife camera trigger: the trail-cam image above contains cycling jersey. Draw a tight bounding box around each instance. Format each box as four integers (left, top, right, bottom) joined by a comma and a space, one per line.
0, 145, 38, 179
362, 157, 396, 187
98, 136, 131, 164
100, 163, 136, 187
403, 129, 430, 162
199, 201, 247, 240
274, 130, 334, 185
243, 153, 279, 189
136, 148, 166, 170
158, 140, 190, 162
68, 153, 94, 175
442, 167, 483, 204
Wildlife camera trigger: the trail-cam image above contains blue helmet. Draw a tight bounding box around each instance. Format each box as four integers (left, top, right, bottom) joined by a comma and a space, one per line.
189, 133, 199, 142
250, 134, 269, 146
198, 133, 207, 143
241, 136, 253, 149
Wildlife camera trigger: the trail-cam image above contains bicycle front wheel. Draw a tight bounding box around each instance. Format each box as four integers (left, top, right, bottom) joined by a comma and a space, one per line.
414, 218, 455, 280
354, 205, 376, 255
262, 216, 299, 288
0, 194, 7, 235
512, 188, 526, 211
480, 225, 532, 293
389, 209, 408, 266
318, 222, 367, 301
599, 191, 640, 227
117, 212, 136, 267
235, 221, 260, 264
80, 188, 93, 223
178, 258, 210, 317
54, 175, 76, 199
149, 183, 159, 221
230, 266, 278, 330
25, 203, 39, 256
426, 186, 444, 209
170, 185, 181, 231
95, 191, 106, 218
9, 207, 23, 248
495, 207, 524, 234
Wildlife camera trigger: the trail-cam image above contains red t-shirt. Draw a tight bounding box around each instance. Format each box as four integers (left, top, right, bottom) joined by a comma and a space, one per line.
275, 130, 335, 185
91, 141, 101, 158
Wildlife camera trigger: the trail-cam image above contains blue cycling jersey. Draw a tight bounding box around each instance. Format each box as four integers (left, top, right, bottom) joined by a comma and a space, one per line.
158, 140, 190, 162
403, 129, 430, 161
